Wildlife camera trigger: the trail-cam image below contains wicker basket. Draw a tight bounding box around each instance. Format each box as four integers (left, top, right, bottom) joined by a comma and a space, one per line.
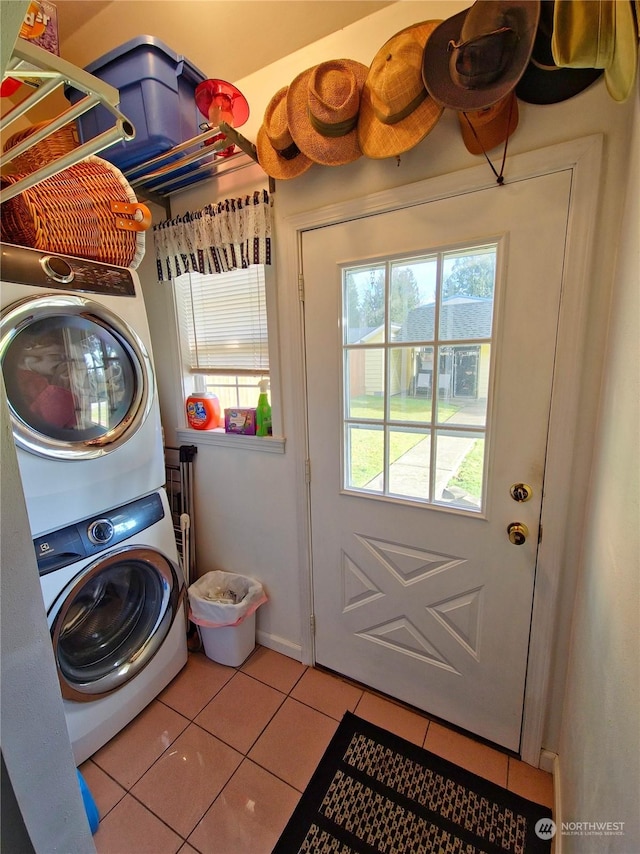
0, 155, 149, 269
3, 121, 79, 173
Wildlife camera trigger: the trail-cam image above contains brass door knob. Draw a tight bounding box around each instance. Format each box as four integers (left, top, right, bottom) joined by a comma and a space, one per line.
510, 482, 532, 502
507, 522, 529, 545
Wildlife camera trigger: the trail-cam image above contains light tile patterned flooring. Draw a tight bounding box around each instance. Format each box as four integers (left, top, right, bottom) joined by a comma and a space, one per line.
82, 646, 554, 853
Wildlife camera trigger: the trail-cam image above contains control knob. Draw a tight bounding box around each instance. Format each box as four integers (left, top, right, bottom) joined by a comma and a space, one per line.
87, 519, 115, 545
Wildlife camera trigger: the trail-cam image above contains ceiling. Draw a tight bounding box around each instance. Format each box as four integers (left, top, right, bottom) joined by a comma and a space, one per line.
54, 1, 396, 82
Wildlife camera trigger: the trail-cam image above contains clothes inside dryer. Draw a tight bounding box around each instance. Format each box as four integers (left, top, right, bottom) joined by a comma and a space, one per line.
5, 313, 133, 440
2, 296, 151, 458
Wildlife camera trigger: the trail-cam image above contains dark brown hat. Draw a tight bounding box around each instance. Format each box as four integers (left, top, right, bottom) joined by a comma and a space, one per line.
422, 1, 541, 111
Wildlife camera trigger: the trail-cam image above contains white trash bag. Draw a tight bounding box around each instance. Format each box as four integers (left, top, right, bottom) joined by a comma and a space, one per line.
188, 570, 267, 628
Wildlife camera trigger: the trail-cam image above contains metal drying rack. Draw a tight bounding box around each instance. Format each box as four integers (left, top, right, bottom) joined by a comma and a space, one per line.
1, 40, 134, 204
164, 444, 197, 589
123, 121, 271, 216
1, 41, 270, 215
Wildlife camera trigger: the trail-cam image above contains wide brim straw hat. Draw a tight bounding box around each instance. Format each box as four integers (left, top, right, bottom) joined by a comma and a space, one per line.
422, 1, 541, 111
551, 0, 638, 103
256, 86, 314, 180
358, 21, 445, 160
458, 91, 518, 154
515, 0, 603, 104
286, 59, 368, 166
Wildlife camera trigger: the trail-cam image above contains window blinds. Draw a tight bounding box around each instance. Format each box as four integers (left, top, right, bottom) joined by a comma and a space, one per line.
175, 266, 269, 375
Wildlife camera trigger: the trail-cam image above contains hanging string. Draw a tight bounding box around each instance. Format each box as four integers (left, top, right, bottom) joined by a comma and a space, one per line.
461, 93, 515, 186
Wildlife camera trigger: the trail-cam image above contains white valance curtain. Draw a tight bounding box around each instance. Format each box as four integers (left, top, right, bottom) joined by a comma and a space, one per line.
153, 189, 272, 282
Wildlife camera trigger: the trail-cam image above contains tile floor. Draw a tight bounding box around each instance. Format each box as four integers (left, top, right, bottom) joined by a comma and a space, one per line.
81, 646, 554, 854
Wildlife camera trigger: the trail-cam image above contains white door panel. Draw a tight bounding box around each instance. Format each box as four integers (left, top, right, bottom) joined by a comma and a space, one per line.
303, 171, 572, 751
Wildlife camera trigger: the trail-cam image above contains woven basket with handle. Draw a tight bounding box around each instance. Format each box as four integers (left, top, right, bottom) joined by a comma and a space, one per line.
3, 120, 79, 173
0, 155, 151, 269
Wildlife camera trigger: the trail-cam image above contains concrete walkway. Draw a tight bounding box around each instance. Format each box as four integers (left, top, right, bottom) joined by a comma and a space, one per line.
364, 397, 486, 506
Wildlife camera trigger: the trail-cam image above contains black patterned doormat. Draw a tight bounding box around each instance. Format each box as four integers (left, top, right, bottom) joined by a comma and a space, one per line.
273, 712, 553, 854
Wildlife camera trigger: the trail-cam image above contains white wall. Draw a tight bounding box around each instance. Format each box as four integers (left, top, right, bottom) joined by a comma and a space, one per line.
556, 75, 640, 852
146, 1, 636, 754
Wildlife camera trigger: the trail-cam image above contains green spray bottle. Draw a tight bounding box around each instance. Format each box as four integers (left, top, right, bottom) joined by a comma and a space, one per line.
256, 379, 272, 437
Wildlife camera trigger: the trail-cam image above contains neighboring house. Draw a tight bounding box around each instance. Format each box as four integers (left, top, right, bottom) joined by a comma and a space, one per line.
347, 323, 403, 398
349, 298, 493, 402
400, 296, 493, 399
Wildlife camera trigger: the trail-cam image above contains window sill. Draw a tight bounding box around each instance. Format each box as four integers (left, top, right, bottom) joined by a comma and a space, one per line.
176, 427, 286, 454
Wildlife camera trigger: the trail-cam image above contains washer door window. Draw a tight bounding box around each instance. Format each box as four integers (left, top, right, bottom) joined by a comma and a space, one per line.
0, 294, 153, 459
51, 546, 182, 701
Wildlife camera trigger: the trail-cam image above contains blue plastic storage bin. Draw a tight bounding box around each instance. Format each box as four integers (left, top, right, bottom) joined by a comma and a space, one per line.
65, 35, 207, 172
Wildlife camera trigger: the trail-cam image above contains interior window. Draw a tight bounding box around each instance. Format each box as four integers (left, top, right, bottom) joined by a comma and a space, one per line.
173, 265, 271, 414
342, 244, 497, 511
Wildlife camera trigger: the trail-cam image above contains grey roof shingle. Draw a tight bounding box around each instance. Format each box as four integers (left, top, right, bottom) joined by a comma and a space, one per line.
400, 298, 493, 342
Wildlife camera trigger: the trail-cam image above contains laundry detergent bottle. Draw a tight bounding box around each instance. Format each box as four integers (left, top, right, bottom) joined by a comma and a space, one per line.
256, 379, 272, 437
186, 392, 221, 429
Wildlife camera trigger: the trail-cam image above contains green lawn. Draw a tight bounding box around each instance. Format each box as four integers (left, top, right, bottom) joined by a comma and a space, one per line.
347, 396, 485, 498
349, 394, 458, 422
446, 438, 484, 499
347, 394, 459, 487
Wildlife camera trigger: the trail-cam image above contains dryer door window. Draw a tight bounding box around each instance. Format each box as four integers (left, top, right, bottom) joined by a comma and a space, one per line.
0, 295, 153, 459
51, 546, 181, 701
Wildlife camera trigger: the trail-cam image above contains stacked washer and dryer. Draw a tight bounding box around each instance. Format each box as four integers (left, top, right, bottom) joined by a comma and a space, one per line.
0, 242, 188, 765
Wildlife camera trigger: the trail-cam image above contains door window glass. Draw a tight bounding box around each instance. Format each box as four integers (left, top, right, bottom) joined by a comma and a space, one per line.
2, 314, 137, 442
342, 245, 497, 511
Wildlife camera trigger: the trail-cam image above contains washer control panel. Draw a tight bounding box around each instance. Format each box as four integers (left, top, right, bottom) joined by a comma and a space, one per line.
34, 492, 165, 576
1, 242, 136, 296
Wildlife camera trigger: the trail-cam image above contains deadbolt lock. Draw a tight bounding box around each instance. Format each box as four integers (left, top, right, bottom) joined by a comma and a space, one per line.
510, 483, 532, 502
508, 522, 529, 545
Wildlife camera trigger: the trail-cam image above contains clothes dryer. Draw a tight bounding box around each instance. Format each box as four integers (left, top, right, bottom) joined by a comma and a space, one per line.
0, 243, 165, 537
37, 487, 187, 765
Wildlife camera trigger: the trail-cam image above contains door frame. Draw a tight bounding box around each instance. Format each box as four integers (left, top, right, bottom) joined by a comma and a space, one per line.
283, 134, 603, 766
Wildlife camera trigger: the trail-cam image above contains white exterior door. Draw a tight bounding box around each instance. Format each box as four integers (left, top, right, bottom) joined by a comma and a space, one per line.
303, 170, 572, 752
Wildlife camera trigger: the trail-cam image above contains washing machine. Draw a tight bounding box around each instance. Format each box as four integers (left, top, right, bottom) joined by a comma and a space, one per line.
0, 242, 165, 538
36, 487, 188, 765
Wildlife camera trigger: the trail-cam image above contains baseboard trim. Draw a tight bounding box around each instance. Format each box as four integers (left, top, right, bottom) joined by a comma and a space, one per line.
255, 630, 303, 662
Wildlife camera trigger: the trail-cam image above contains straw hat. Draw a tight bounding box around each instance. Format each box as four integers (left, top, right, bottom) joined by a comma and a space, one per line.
458, 91, 518, 154
286, 59, 368, 166
256, 86, 314, 180
422, 1, 540, 111
516, 0, 603, 105
551, 0, 638, 103
358, 21, 444, 160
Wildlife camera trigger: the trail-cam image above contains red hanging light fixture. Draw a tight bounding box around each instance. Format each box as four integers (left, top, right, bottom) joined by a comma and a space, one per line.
194, 79, 250, 157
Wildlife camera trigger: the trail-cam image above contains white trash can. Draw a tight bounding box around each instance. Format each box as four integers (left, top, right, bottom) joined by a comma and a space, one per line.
188, 570, 267, 666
